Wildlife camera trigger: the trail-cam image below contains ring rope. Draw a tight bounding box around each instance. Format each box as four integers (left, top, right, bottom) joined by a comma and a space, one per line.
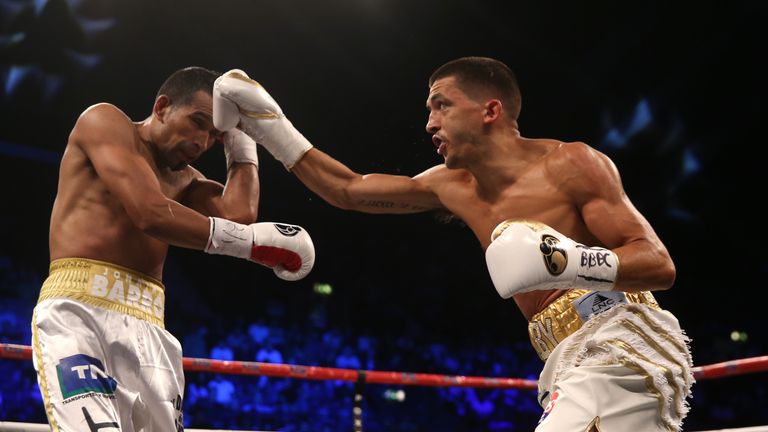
2, 343, 767, 432
2, 343, 766, 387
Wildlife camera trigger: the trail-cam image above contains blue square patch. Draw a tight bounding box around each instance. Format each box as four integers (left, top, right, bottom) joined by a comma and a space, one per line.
56, 354, 117, 400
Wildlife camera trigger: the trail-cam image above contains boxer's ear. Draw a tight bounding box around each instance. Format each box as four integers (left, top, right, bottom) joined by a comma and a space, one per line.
482, 99, 502, 124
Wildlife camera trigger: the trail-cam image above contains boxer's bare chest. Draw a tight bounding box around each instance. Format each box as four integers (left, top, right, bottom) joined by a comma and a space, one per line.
444, 171, 579, 249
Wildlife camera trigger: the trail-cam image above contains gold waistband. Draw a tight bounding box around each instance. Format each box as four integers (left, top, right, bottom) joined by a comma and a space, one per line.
528, 289, 659, 361
38, 258, 165, 327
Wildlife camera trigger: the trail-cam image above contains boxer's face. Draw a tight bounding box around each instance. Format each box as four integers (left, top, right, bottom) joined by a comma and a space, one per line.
426, 76, 485, 169
156, 91, 221, 170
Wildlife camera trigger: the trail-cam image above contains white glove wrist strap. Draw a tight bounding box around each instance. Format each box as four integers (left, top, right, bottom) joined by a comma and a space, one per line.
205, 217, 252, 258
242, 118, 312, 170
223, 131, 259, 169
572, 246, 619, 291
277, 118, 313, 170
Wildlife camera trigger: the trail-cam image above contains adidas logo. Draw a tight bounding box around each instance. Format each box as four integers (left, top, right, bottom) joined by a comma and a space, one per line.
591, 293, 616, 313
574, 291, 629, 323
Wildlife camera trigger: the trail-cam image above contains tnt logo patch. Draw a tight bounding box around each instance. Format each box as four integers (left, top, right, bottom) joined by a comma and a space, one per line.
56, 354, 117, 400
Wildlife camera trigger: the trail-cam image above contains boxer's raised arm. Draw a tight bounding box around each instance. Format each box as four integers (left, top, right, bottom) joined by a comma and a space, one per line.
291, 148, 443, 214
182, 128, 260, 224
74, 104, 314, 280
74, 103, 212, 249
212, 69, 443, 214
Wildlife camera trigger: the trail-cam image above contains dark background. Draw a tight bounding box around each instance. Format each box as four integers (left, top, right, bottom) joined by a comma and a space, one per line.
1, 0, 766, 430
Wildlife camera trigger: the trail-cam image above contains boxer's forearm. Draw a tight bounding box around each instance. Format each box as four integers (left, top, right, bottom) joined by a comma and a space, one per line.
218, 163, 260, 222
293, 149, 438, 214
611, 241, 676, 293
291, 148, 365, 210
134, 198, 212, 250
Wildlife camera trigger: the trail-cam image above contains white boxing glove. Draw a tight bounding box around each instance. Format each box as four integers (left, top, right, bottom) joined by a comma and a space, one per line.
213, 69, 313, 170
485, 220, 618, 298
221, 128, 258, 169
213, 69, 246, 132
205, 217, 315, 281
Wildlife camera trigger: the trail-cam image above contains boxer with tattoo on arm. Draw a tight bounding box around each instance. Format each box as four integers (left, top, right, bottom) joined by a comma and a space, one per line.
216, 58, 693, 431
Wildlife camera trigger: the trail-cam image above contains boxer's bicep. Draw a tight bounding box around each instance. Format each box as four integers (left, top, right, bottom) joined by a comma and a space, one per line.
180, 177, 226, 217
576, 154, 653, 249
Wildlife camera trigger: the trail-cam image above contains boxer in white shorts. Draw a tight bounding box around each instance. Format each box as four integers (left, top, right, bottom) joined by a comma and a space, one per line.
529, 289, 692, 431
33, 259, 184, 431
489, 221, 693, 431
33, 67, 315, 431
209, 56, 695, 430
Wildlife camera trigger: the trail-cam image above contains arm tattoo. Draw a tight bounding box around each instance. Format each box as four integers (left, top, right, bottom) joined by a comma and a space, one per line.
358, 200, 395, 208
399, 203, 430, 211
358, 200, 431, 211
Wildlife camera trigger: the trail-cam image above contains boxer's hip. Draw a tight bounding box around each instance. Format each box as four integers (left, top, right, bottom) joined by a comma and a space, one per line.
528, 289, 659, 361
38, 257, 166, 327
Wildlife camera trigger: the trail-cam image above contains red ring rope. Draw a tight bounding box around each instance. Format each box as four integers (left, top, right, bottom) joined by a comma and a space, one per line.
2, 343, 766, 388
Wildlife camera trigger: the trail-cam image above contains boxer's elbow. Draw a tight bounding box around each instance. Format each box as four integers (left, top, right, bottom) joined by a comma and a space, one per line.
333, 190, 358, 211
228, 207, 259, 224
132, 211, 167, 234
651, 256, 676, 291
660, 261, 677, 290
218, 202, 259, 224
333, 175, 387, 212
618, 250, 676, 293
319, 181, 361, 211
129, 198, 180, 234
334, 190, 374, 212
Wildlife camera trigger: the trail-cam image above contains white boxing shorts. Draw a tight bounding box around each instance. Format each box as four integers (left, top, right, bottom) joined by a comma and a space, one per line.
31, 258, 184, 432
530, 290, 694, 432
